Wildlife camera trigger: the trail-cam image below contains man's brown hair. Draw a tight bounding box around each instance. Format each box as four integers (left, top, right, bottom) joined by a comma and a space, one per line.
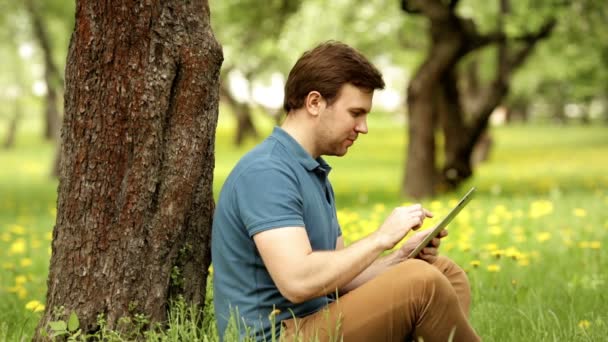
283, 41, 385, 113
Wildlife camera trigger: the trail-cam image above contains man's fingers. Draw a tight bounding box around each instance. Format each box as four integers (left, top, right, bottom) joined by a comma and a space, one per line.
422, 247, 438, 256
423, 208, 434, 218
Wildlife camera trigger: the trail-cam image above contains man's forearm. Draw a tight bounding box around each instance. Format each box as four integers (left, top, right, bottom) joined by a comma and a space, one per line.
339, 250, 405, 294
287, 234, 387, 303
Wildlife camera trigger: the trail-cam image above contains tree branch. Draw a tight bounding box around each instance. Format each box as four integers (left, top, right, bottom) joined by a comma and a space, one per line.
508, 18, 556, 70
401, 0, 452, 20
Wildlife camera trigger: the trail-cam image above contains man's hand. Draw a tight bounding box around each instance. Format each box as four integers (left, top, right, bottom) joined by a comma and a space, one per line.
373, 204, 433, 251
398, 229, 448, 263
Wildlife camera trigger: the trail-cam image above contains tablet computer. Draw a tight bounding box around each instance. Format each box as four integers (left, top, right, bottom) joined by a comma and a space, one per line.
406, 187, 476, 259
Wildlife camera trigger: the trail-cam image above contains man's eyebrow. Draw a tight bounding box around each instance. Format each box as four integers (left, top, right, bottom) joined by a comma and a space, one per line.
350, 107, 369, 114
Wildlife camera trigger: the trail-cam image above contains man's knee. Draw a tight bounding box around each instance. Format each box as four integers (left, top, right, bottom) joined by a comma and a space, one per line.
433, 255, 468, 278
394, 259, 452, 293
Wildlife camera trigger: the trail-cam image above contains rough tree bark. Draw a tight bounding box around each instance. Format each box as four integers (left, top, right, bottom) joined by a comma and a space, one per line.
35, 0, 223, 339
401, 0, 555, 198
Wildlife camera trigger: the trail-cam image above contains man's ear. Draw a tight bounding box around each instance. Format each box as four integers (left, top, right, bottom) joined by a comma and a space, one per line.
305, 91, 325, 116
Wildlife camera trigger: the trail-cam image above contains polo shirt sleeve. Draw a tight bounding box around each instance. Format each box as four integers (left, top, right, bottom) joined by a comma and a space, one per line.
233, 165, 304, 237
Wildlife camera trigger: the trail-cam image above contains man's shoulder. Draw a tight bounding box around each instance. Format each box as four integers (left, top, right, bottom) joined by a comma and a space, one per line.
224, 137, 298, 188
235, 137, 292, 172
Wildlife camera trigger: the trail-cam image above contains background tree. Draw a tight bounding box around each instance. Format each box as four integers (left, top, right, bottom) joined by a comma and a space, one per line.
401, 0, 555, 198
24, 0, 65, 142
210, 0, 301, 145
35, 0, 223, 338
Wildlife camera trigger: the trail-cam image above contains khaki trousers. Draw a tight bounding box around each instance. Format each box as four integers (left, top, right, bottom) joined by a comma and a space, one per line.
281, 256, 481, 342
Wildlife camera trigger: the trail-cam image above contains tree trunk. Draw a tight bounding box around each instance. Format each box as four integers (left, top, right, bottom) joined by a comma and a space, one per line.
3, 100, 20, 149
35, 0, 223, 339
25, 0, 62, 142
219, 81, 258, 146
404, 85, 438, 198
403, 3, 464, 198
401, 0, 554, 198
437, 70, 473, 190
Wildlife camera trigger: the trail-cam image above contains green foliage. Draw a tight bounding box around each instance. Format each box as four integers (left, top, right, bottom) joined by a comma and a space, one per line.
1, 115, 607, 340
45, 311, 81, 340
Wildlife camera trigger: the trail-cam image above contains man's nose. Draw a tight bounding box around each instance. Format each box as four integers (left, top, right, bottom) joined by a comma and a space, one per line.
356, 118, 368, 134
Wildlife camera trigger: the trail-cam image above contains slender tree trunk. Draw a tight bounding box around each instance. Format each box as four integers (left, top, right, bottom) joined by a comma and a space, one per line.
35, 0, 223, 339
404, 86, 438, 198
219, 81, 258, 146
3, 100, 20, 149
438, 70, 473, 189
25, 0, 62, 142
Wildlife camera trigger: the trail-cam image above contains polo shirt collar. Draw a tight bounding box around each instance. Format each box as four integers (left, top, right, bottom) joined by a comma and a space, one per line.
271, 127, 332, 174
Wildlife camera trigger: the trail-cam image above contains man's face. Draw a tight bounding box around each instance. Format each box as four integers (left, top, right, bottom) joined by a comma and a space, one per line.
316, 84, 373, 157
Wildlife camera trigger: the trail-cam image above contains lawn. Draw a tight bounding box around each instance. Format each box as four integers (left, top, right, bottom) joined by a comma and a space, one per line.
1, 112, 607, 341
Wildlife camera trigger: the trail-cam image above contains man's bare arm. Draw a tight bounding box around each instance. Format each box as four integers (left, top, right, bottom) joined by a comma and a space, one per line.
253, 204, 431, 303
253, 227, 385, 303
338, 229, 448, 293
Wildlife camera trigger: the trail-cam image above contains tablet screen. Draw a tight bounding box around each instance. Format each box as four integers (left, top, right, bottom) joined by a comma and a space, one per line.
406, 187, 476, 259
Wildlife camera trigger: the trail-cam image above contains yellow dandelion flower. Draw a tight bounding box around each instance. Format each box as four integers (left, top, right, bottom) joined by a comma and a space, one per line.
573, 208, 587, 217
504, 247, 520, 259
487, 264, 501, 272
458, 243, 471, 252
590, 241, 601, 249
536, 232, 551, 242
487, 214, 500, 225
9, 224, 26, 235
9, 239, 26, 255
17, 287, 28, 299
429, 200, 442, 211
489, 225, 503, 236
372, 203, 385, 213
20, 258, 33, 267
483, 243, 499, 251
45, 232, 53, 241
578, 320, 591, 329
15, 275, 27, 286
511, 279, 517, 286
470, 260, 481, 268
578, 241, 590, 249
529, 200, 554, 219
518, 259, 530, 266
490, 250, 503, 259
2, 262, 15, 270
25, 300, 45, 312
515, 235, 526, 243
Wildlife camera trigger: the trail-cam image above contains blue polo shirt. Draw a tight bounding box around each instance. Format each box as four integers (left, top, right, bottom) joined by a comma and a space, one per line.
212, 127, 342, 341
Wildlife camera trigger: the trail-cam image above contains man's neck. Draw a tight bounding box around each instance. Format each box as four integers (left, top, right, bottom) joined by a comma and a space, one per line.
280, 113, 319, 159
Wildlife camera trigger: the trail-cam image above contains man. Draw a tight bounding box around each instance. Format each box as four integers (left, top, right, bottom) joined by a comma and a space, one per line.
212, 41, 480, 342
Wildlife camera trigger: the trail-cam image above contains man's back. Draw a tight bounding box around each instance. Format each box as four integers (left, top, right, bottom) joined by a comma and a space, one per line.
211, 127, 341, 340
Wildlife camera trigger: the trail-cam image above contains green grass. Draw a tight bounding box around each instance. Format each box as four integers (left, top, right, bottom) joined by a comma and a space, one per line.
1, 111, 607, 341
